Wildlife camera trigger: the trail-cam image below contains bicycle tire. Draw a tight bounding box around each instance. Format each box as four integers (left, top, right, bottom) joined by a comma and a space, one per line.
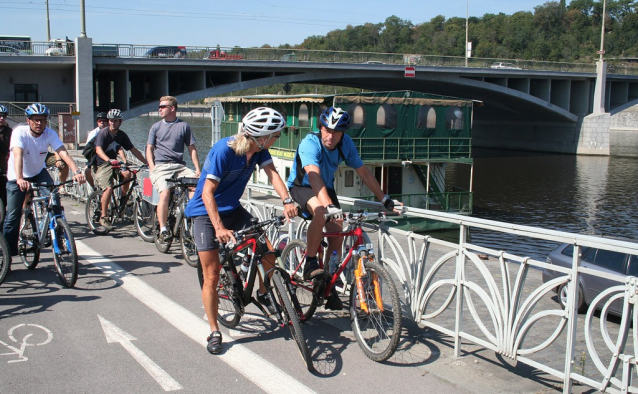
0, 197, 5, 225
272, 270, 313, 371
0, 233, 10, 285
51, 218, 78, 288
19, 210, 40, 270
179, 218, 199, 267
350, 258, 402, 362
133, 199, 154, 242
85, 190, 110, 235
280, 239, 316, 321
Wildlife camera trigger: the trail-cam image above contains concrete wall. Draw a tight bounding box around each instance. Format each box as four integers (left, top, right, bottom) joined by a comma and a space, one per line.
610, 103, 638, 157
2, 68, 75, 103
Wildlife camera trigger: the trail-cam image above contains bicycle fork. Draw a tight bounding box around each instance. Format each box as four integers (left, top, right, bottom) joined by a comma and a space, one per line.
354, 257, 383, 313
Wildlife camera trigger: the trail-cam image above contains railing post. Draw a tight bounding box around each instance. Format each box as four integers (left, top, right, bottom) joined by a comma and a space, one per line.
453, 223, 466, 357
562, 244, 580, 393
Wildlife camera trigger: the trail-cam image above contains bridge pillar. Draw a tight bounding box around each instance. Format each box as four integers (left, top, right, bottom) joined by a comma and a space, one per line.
577, 113, 611, 155
75, 36, 94, 145
592, 59, 607, 115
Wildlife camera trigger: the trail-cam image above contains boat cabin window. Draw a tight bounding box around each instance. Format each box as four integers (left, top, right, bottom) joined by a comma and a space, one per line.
376, 104, 397, 128
445, 106, 464, 131
345, 104, 366, 129
344, 170, 354, 187
416, 106, 436, 129
298, 104, 309, 128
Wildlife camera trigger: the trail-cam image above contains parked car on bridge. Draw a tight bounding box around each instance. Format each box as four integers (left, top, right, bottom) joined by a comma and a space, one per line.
490, 62, 521, 69
206, 49, 243, 60
541, 241, 638, 315
0, 45, 20, 55
144, 46, 186, 59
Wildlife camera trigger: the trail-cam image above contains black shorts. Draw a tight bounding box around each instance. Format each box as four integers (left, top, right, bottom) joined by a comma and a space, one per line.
289, 186, 340, 212
192, 206, 254, 251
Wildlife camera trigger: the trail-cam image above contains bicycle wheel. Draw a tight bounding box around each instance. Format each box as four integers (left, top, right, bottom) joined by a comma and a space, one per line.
271, 270, 313, 371
85, 190, 110, 235
153, 211, 172, 253
0, 234, 10, 285
179, 218, 199, 267
133, 199, 154, 242
51, 218, 78, 288
350, 258, 402, 362
19, 210, 40, 270
280, 239, 316, 321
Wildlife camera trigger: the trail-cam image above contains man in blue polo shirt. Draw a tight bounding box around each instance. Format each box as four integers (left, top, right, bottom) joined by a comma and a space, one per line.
185, 107, 296, 355
287, 107, 402, 309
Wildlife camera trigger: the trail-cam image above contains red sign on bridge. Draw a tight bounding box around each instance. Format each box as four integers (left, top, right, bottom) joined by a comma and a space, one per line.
404, 66, 415, 77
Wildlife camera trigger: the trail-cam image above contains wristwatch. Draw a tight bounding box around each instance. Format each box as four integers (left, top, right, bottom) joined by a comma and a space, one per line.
283, 197, 293, 205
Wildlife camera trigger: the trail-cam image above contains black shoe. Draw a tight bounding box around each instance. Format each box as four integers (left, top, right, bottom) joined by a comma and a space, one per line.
206, 331, 222, 354
303, 262, 323, 280
325, 291, 343, 311
256, 292, 277, 314
159, 229, 173, 243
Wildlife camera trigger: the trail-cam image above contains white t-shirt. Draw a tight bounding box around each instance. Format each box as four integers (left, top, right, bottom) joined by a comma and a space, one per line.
7, 124, 64, 180
86, 126, 101, 144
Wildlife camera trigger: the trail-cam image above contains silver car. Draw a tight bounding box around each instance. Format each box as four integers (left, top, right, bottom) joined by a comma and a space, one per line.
541, 243, 638, 315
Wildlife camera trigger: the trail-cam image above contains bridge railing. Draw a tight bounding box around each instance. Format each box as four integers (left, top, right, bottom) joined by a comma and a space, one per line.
2, 101, 75, 129
242, 183, 638, 393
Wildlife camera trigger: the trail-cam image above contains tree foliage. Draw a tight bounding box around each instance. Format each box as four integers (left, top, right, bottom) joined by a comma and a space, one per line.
290, 1, 638, 62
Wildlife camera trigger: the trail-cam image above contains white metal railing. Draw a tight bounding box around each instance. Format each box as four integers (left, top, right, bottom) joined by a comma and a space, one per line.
243, 183, 638, 393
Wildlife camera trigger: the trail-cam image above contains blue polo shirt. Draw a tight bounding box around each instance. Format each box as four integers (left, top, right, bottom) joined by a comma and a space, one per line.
287, 132, 363, 189
185, 137, 273, 217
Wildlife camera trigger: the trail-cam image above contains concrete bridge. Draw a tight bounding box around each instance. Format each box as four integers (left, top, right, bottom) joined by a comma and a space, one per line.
2, 38, 638, 155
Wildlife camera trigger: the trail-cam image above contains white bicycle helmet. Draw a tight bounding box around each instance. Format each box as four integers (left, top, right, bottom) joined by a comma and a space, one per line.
241, 107, 286, 137
0, 104, 8, 114
107, 109, 122, 119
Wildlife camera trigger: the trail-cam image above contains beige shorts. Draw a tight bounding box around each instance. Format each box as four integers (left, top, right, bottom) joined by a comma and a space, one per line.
92, 163, 121, 190
150, 163, 197, 193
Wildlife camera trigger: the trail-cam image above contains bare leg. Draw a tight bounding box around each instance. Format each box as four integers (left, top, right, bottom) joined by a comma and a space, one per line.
199, 249, 221, 333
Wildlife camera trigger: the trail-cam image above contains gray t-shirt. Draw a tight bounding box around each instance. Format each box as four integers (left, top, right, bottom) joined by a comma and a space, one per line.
147, 119, 196, 165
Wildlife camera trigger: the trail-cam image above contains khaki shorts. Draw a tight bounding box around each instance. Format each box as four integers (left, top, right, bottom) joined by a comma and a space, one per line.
150, 163, 197, 193
92, 163, 120, 190
45, 152, 66, 168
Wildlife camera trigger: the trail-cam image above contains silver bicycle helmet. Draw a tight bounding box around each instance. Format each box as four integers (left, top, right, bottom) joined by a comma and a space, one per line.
107, 109, 122, 119
25, 103, 50, 117
96, 111, 108, 120
241, 107, 286, 137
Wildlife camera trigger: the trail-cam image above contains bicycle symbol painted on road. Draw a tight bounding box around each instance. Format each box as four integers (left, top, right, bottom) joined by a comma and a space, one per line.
0, 324, 53, 363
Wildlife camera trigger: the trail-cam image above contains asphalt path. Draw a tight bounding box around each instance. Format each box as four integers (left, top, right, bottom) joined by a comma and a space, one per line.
0, 197, 571, 393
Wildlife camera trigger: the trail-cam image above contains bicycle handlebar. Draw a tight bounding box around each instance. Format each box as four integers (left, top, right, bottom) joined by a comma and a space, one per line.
216, 215, 287, 249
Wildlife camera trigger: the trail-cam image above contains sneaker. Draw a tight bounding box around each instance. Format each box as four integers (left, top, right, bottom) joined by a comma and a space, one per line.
325, 291, 344, 311
303, 262, 323, 280
159, 229, 173, 243
206, 331, 222, 354
256, 292, 277, 314
99, 217, 114, 231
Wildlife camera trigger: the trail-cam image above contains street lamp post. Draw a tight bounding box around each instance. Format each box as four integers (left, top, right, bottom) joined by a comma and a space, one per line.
593, 0, 607, 114
598, 0, 606, 62
45, 0, 51, 41
80, 0, 87, 38
465, 0, 469, 67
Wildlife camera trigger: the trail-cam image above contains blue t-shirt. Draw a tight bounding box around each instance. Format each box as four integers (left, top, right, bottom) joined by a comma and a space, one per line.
185, 137, 273, 217
287, 132, 363, 189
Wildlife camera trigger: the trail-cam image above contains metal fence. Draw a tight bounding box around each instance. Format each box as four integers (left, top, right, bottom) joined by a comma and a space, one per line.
242, 183, 638, 393
10, 40, 638, 75
3, 102, 76, 129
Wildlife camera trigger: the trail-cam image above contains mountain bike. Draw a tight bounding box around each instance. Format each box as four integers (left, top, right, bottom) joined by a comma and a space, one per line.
18, 180, 79, 288
196, 214, 312, 371
280, 209, 403, 362
152, 176, 199, 267
85, 163, 148, 235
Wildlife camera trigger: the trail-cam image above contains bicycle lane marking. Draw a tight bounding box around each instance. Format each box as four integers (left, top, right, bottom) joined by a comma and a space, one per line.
76, 241, 315, 394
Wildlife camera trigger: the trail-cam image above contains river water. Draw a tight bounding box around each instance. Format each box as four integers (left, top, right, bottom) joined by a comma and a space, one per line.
122, 116, 638, 260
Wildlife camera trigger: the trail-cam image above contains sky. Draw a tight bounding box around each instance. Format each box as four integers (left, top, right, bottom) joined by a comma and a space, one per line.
5, 0, 553, 48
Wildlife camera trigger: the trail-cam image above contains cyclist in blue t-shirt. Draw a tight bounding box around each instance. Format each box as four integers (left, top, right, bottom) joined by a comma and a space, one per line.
185, 107, 296, 355
287, 107, 402, 309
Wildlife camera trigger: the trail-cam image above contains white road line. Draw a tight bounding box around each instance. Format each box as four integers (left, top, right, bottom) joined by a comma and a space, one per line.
98, 315, 182, 391
77, 241, 315, 394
